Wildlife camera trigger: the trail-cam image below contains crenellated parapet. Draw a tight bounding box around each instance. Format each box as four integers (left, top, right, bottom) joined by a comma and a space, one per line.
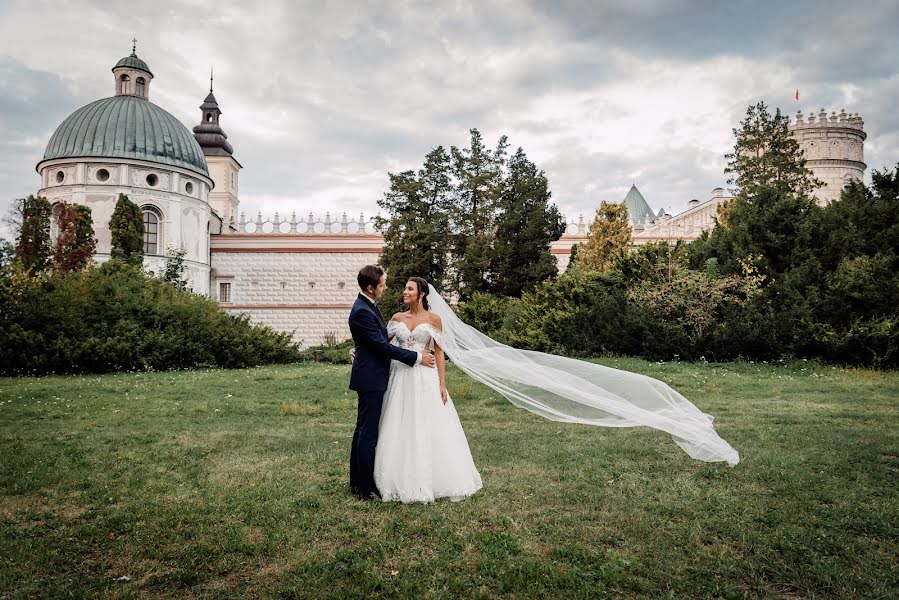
788, 108, 867, 205
790, 107, 865, 131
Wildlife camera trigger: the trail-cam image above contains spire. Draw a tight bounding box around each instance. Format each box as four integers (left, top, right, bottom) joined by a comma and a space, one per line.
193, 72, 233, 157
132, 37, 137, 55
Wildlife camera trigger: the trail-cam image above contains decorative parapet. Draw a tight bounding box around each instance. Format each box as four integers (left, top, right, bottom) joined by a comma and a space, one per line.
221, 211, 590, 237
790, 108, 864, 131
562, 214, 587, 236
223, 211, 382, 235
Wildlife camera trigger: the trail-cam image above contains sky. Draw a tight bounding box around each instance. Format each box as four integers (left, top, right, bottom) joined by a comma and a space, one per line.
1, 0, 898, 239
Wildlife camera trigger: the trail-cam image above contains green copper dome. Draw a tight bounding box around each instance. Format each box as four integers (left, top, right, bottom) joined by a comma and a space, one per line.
114, 53, 153, 77
41, 96, 209, 177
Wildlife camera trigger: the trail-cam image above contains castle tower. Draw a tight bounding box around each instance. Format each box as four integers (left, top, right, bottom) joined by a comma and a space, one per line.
789, 108, 866, 205
193, 70, 241, 227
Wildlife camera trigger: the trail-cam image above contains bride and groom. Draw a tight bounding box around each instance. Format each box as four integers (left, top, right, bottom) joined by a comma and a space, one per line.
348, 265, 482, 503
348, 264, 741, 504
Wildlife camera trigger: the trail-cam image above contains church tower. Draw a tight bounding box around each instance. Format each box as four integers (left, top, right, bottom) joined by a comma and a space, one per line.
193, 71, 241, 228
789, 108, 866, 205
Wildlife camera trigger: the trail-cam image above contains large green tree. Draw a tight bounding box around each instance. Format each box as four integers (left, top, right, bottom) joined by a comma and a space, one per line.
450, 129, 508, 299
725, 101, 823, 199
490, 147, 565, 297
376, 146, 454, 311
109, 193, 143, 265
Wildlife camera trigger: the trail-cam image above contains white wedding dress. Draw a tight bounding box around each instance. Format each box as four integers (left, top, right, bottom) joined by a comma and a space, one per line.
374, 320, 483, 503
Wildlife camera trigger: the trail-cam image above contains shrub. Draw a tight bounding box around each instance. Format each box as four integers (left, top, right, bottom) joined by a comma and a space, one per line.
0, 260, 301, 375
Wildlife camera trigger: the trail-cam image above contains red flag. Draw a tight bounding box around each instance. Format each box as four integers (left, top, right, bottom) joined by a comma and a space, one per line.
795, 88, 799, 101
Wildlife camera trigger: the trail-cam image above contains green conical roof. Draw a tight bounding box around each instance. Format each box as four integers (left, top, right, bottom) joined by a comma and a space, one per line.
40, 96, 208, 177
623, 184, 655, 226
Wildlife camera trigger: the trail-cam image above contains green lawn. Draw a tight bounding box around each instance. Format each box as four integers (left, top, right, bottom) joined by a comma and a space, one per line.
1, 359, 897, 599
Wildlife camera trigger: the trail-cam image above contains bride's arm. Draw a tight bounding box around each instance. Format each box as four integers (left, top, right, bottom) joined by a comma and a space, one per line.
431, 316, 448, 404
435, 341, 448, 404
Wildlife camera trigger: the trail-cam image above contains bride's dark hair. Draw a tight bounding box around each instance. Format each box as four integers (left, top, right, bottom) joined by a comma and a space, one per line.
408, 277, 429, 310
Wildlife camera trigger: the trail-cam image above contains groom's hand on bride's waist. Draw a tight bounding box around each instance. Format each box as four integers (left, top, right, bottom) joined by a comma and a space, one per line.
420, 352, 436, 368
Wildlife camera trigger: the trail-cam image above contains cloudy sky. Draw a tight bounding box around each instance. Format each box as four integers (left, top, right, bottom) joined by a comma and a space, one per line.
1, 0, 897, 238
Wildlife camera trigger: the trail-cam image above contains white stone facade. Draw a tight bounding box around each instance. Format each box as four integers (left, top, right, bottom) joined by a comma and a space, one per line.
790, 108, 866, 205
632, 188, 730, 245
210, 223, 385, 346
36, 158, 214, 294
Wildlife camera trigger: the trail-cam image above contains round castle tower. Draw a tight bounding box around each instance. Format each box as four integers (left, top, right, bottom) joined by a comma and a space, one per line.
789, 108, 866, 205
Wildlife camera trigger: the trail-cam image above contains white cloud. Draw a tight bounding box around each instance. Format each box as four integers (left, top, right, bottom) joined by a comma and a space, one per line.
0, 0, 897, 238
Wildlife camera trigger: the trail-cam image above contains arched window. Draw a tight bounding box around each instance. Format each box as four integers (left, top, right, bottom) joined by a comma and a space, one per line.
206, 112, 213, 122
118, 74, 130, 95
136, 77, 146, 96
142, 206, 162, 255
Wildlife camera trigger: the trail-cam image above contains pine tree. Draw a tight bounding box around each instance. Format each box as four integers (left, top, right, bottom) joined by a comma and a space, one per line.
725, 101, 823, 199
490, 148, 565, 297
376, 146, 453, 312
51, 202, 96, 273
109, 194, 143, 265
449, 129, 508, 299
579, 201, 631, 272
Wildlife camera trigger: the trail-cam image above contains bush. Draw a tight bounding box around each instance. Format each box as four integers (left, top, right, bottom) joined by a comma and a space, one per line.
455, 292, 521, 340
504, 269, 648, 357
0, 260, 301, 375
304, 335, 355, 364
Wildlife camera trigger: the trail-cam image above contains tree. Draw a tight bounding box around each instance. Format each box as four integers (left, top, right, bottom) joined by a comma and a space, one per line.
687, 185, 819, 278
490, 147, 565, 297
725, 101, 823, 199
449, 129, 508, 299
376, 146, 454, 311
579, 201, 630, 272
160, 246, 189, 290
51, 202, 96, 273
109, 193, 143, 265
14, 195, 52, 273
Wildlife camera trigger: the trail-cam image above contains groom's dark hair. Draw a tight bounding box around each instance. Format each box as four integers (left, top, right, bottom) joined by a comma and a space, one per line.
357, 265, 384, 292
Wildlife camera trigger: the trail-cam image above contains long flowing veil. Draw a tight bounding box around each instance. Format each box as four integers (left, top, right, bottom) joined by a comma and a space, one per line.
427, 284, 739, 466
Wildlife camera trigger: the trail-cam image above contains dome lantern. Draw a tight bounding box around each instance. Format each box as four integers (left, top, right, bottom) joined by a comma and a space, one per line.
112, 39, 153, 99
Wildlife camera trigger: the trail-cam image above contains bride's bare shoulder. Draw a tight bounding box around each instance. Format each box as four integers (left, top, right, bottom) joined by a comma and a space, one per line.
390, 311, 408, 323
428, 312, 443, 331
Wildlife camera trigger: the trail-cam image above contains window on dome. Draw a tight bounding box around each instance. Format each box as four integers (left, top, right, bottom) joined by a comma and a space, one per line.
96, 169, 110, 182
185, 181, 194, 194
136, 77, 145, 96
206, 113, 213, 123
119, 74, 130, 94
142, 207, 161, 255
55, 171, 65, 184
146, 173, 158, 187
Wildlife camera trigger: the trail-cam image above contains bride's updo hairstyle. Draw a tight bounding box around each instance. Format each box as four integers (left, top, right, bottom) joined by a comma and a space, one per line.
408, 277, 430, 310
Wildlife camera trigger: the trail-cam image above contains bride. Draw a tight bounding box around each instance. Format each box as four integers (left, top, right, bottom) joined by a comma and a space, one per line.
373, 277, 483, 503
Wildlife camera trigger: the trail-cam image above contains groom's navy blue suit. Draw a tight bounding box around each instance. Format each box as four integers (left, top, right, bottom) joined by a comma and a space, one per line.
348, 293, 418, 498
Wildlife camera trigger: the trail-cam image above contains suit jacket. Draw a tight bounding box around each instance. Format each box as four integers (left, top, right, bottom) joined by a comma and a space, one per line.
348, 294, 418, 392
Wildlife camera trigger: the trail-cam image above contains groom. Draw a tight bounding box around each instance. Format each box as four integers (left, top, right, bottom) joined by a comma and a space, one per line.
348, 265, 435, 499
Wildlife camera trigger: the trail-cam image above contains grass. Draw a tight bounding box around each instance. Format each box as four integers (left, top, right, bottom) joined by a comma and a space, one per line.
0, 358, 897, 599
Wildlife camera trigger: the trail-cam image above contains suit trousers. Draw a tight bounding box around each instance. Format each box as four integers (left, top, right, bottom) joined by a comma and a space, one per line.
349, 389, 385, 498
